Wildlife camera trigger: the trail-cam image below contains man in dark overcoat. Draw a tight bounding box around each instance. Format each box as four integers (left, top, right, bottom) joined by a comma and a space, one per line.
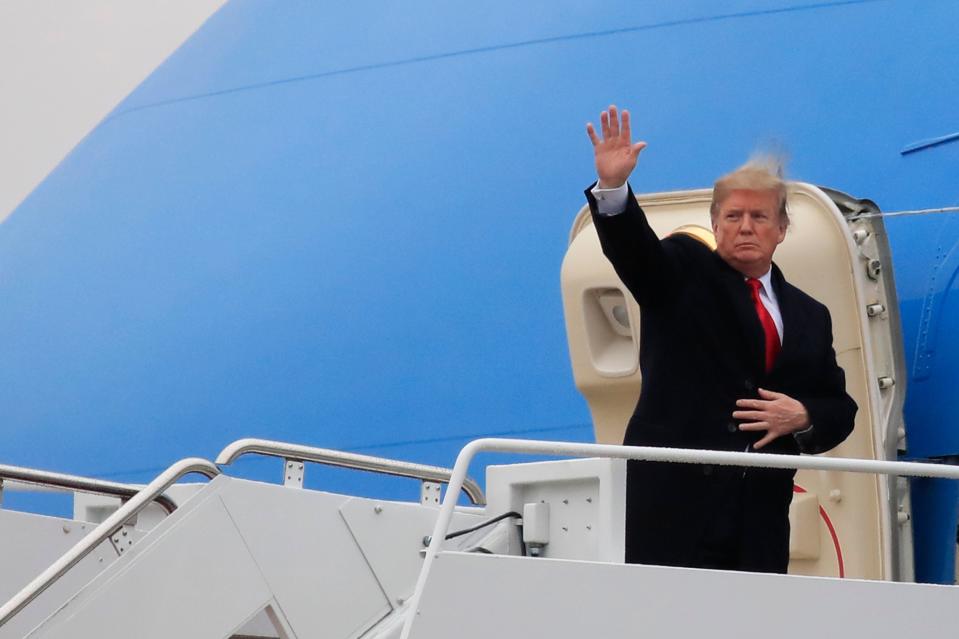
584, 105, 857, 573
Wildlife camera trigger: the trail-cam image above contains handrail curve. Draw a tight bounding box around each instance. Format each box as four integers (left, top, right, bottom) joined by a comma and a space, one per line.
0, 457, 220, 628
0, 464, 177, 514
215, 438, 486, 505
399, 438, 959, 639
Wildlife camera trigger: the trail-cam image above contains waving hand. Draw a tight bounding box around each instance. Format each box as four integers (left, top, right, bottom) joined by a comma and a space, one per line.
586, 105, 647, 189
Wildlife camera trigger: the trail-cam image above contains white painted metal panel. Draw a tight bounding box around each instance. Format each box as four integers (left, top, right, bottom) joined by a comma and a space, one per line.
30, 492, 275, 638
340, 498, 485, 607
217, 479, 392, 639
411, 552, 959, 638
0, 511, 118, 639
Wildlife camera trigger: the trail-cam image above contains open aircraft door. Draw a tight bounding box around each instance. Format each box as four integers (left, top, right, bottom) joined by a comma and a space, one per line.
561, 183, 909, 580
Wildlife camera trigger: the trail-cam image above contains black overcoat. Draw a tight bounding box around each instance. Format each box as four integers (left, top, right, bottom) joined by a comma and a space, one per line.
586, 185, 857, 572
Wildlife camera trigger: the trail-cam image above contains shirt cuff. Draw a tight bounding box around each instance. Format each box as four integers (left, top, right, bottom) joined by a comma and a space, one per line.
591, 182, 629, 216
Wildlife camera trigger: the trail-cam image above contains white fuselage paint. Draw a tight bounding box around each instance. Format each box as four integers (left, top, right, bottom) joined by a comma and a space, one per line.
0, 0, 228, 222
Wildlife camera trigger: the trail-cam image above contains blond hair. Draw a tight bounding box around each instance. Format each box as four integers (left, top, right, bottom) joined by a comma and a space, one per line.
710, 155, 789, 228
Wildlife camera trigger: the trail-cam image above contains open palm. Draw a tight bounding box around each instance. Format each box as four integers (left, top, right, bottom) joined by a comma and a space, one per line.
586, 105, 647, 189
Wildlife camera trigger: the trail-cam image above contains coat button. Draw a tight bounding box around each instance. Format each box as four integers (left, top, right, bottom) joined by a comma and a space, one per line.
727, 421, 738, 433
702, 465, 713, 476
744, 380, 755, 392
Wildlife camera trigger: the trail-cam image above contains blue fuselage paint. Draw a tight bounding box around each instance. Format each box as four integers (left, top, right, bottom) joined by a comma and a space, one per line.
2, 0, 958, 581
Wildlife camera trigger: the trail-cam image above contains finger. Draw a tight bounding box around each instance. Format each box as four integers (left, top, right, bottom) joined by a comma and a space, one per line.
732, 410, 767, 420
586, 122, 600, 146
600, 110, 610, 139
621, 109, 632, 141
608, 105, 620, 137
735, 398, 770, 409
631, 141, 648, 158
758, 388, 784, 399
752, 432, 779, 450
737, 421, 769, 431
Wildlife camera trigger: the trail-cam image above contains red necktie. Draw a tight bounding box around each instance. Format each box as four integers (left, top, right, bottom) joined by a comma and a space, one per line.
746, 278, 780, 373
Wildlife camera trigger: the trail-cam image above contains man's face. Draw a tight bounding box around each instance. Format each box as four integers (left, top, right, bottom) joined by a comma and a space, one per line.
712, 189, 786, 277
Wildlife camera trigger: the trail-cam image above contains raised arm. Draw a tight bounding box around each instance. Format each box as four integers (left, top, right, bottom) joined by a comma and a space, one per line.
585, 106, 680, 306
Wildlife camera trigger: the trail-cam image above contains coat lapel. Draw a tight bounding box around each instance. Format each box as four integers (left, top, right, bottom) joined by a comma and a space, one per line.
769, 263, 805, 375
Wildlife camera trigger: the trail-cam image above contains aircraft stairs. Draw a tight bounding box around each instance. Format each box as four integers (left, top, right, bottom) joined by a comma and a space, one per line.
1, 437, 958, 638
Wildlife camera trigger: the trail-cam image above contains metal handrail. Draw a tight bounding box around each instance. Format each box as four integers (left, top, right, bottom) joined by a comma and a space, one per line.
0, 457, 220, 628
399, 438, 959, 639
0, 464, 177, 514
215, 438, 486, 505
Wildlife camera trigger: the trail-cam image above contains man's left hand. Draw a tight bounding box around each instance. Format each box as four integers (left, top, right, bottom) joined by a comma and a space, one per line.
733, 388, 810, 450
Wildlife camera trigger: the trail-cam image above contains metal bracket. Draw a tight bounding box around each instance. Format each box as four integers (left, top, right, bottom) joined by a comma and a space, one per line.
283, 458, 305, 489
109, 522, 137, 557
421, 481, 442, 506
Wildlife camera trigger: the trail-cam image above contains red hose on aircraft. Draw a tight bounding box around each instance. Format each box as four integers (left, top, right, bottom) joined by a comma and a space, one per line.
794, 484, 845, 578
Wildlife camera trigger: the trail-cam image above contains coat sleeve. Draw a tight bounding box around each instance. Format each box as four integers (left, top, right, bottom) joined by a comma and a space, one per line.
585, 183, 684, 307
794, 306, 858, 455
